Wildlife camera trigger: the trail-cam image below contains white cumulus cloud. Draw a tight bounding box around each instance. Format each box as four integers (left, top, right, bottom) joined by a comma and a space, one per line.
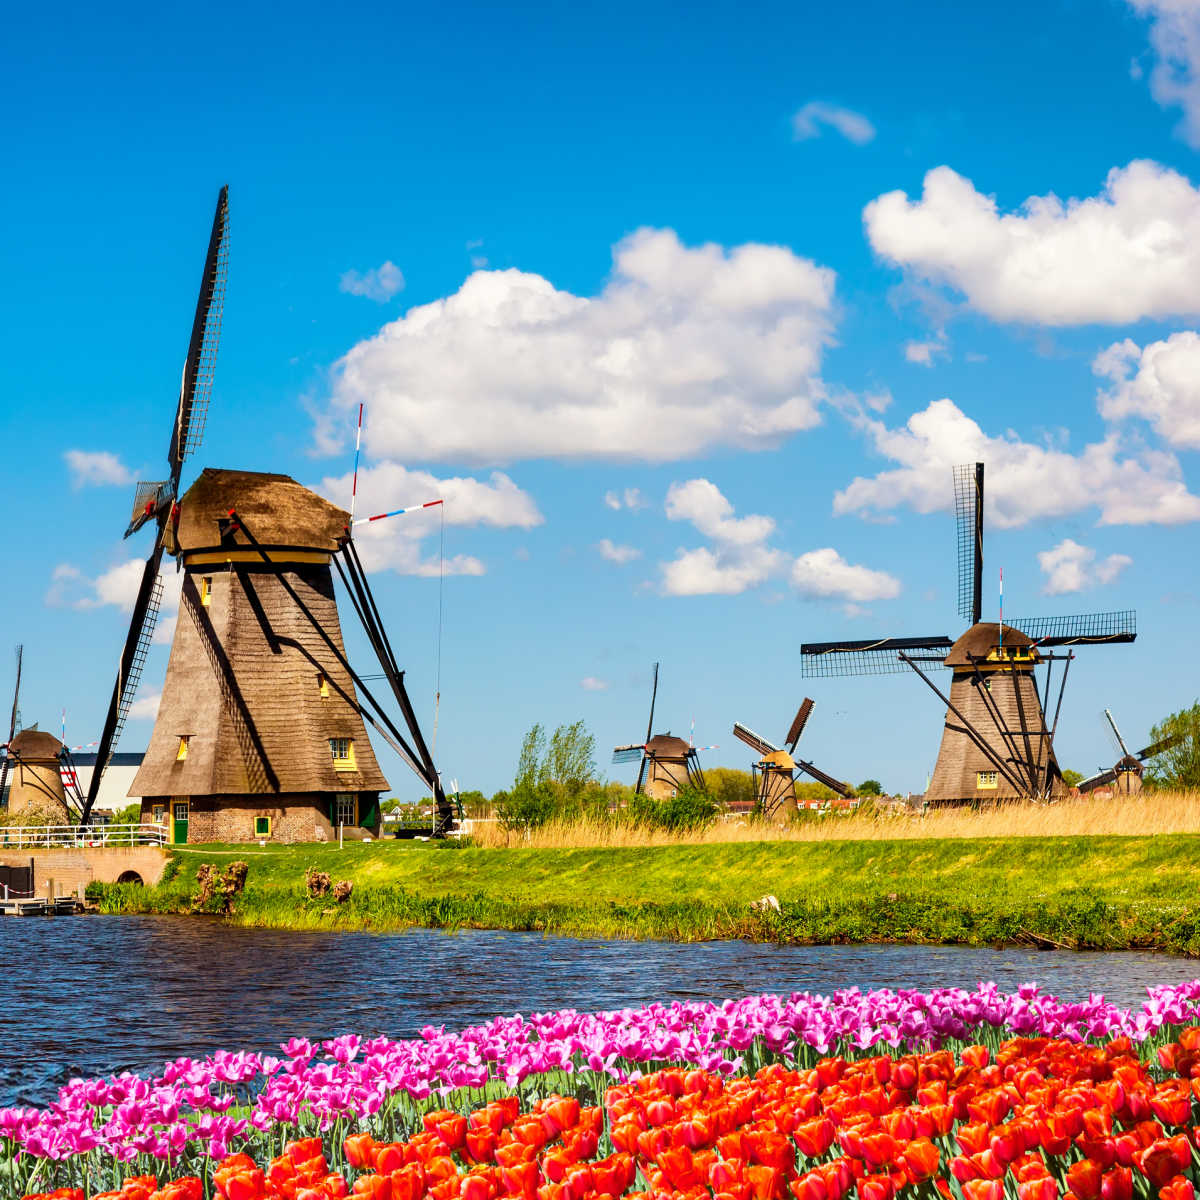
904, 338, 947, 367
64, 450, 135, 488
660, 478, 897, 608
580, 676, 609, 691
129, 690, 162, 721
791, 547, 901, 604
318, 461, 542, 575
1037, 539, 1133, 595
1129, 0, 1200, 146
596, 539, 641, 565
835, 398, 1200, 527
46, 558, 182, 644
864, 161, 1200, 324
603, 488, 645, 511
1095, 332, 1200, 448
326, 228, 837, 465
792, 101, 876, 144
339, 261, 405, 302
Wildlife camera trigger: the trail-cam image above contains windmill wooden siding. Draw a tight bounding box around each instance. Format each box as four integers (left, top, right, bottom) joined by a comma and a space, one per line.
131, 469, 388, 843
925, 624, 1066, 805
758, 752, 799, 821
3, 730, 70, 821
644, 735, 692, 800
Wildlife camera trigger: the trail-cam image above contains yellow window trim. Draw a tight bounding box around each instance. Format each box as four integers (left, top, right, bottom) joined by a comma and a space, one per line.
330, 737, 357, 771
254, 815, 272, 837
318, 672, 329, 699
176, 735, 190, 762
200, 576, 212, 607
976, 770, 998, 790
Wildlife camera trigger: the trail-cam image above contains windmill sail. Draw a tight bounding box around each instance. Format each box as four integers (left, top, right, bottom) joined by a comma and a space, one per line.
953, 462, 984, 625
799, 635, 952, 677
1005, 611, 1136, 646
84, 187, 230, 822
732, 723, 777, 757
785, 699, 814, 751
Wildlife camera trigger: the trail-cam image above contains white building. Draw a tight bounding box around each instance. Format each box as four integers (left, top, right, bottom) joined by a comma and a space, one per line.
69, 752, 145, 816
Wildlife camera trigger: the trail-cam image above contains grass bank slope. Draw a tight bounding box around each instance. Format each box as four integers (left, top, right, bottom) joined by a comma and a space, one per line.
94, 834, 1200, 955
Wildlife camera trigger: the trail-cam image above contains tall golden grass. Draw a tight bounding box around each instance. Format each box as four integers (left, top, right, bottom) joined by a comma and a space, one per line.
465, 789, 1200, 850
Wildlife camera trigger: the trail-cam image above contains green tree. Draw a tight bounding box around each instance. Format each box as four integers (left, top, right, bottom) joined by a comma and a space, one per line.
109, 801, 143, 825
543, 720, 597, 797
1144, 701, 1200, 789
514, 723, 546, 792
857, 779, 883, 797
1061, 769, 1084, 789
705, 767, 755, 809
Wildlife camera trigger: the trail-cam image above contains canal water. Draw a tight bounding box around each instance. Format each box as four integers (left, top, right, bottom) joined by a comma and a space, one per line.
3, 915, 1196, 1107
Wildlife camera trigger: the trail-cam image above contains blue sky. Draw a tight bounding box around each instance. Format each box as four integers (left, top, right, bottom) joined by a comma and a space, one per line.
4, 0, 1200, 799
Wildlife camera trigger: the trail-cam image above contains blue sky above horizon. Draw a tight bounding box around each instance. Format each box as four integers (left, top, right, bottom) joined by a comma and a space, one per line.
4, 0, 1200, 799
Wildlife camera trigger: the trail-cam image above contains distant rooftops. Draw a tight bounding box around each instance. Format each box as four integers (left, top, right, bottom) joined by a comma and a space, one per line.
70, 752, 145, 767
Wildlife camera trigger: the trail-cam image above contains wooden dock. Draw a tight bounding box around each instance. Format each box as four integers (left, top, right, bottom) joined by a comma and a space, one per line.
0, 897, 83, 917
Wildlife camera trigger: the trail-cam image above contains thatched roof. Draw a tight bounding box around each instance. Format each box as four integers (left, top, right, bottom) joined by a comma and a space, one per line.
167, 469, 348, 556
8, 729, 64, 761
945, 622, 1039, 667
647, 734, 691, 759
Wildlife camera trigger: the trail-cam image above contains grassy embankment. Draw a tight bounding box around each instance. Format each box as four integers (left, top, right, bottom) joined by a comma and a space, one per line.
91, 792, 1200, 954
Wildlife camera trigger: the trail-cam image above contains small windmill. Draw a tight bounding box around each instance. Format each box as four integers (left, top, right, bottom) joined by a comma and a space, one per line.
1077, 709, 1181, 795
800, 462, 1136, 805
0, 648, 82, 821
82, 187, 454, 840
612, 663, 709, 798
732, 698, 850, 820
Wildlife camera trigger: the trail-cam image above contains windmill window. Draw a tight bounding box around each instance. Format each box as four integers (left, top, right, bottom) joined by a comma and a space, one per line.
329, 738, 356, 770
334, 792, 357, 825
976, 770, 998, 790
176, 736, 190, 762
317, 672, 329, 699
200, 577, 213, 607
254, 816, 272, 837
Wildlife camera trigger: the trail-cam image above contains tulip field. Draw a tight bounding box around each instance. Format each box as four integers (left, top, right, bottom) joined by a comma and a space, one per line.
8, 982, 1200, 1200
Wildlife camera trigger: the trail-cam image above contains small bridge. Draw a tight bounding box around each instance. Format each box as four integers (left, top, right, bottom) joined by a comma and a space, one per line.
0, 824, 171, 901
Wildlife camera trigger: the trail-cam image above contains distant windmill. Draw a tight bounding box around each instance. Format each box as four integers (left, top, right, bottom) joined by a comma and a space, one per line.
612, 663, 709, 798
0, 648, 82, 821
82, 187, 453, 841
732, 698, 850, 820
1077, 709, 1181, 795
800, 462, 1137, 805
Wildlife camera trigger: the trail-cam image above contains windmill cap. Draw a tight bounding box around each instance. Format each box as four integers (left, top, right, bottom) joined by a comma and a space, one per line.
169, 468, 349, 556
646, 734, 692, 757
945, 622, 1040, 666
8, 729, 65, 760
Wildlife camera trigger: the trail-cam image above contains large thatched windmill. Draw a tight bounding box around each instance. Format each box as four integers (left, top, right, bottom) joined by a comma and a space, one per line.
82, 187, 453, 842
612, 663, 709, 799
800, 463, 1136, 805
1076, 709, 1180, 796
732, 699, 850, 820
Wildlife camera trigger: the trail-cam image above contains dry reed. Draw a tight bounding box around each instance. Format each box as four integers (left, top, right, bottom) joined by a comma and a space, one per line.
466, 789, 1200, 850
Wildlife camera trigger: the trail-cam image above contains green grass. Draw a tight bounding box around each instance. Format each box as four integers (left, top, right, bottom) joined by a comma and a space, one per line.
90, 834, 1200, 954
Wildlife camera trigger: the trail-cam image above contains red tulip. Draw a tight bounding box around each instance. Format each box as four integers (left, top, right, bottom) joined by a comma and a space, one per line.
855, 1173, 894, 1200
899, 1139, 939, 1185
962, 1181, 1003, 1200
1017, 1178, 1059, 1200
1066, 1159, 1103, 1200
1158, 1178, 1196, 1200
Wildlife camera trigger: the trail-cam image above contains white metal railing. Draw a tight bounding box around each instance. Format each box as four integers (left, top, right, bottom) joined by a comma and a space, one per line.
0, 823, 168, 849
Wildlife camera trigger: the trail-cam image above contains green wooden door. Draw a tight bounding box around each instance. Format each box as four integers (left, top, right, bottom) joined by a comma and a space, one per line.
172, 801, 189, 844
